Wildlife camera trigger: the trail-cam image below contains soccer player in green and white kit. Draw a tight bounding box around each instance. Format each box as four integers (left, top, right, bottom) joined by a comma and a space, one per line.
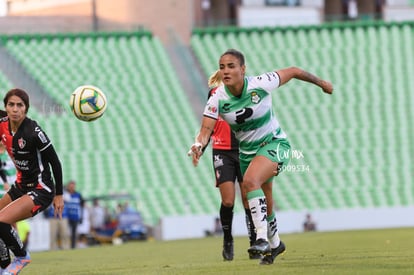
189, 49, 333, 265
0, 142, 16, 191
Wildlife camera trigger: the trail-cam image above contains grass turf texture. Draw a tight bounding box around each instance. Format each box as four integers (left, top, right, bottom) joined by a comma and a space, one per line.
26, 227, 414, 274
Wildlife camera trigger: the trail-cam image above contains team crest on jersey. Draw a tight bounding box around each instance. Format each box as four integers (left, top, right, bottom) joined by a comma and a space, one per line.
18, 138, 26, 149
251, 92, 261, 104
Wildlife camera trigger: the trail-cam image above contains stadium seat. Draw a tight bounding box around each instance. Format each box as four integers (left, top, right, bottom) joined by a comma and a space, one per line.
1, 31, 217, 225
1, 21, 413, 225
0, 72, 13, 92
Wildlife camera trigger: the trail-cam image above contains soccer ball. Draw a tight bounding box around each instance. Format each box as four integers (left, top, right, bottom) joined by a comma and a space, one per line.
69, 85, 107, 122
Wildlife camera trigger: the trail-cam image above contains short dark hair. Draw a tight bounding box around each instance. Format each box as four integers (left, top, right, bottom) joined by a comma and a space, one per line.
221, 49, 245, 66
3, 88, 30, 114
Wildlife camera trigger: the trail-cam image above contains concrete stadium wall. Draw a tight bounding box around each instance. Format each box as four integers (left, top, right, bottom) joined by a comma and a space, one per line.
0, 16, 94, 34
384, 7, 414, 21
26, 215, 50, 252
6, 0, 193, 45
26, 205, 414, 250
8, 0, 92, 16
239, 6, 322, 27
3, 1, 413, 44
154, 206, 414, 241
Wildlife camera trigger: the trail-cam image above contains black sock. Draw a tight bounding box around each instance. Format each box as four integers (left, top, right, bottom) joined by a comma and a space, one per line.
0, 238, 10, 268
0, 222, 26, 257
220, 204, 233, 242
245, 208, 256, 246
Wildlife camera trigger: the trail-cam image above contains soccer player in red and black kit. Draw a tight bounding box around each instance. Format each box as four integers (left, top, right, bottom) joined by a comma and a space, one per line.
0, 88, 64, 274
192, 74, 257, 261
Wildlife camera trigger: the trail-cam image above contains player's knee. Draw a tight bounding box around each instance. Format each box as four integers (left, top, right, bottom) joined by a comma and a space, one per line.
221, 199, 234, 208
242, 177, 261, 192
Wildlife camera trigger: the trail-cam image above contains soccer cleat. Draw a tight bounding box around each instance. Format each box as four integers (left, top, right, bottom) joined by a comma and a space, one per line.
222, 240, 234, 261
247, 238, 271, 256
249, 252, 262, 260
260, 241, 286, 265
3, 251, 31, 275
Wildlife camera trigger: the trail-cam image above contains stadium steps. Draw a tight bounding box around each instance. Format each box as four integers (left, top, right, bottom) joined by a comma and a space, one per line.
0, 44, 60, 113
1, 31, 217, 225
1, 21, 413, 223
0, 71, 13, 92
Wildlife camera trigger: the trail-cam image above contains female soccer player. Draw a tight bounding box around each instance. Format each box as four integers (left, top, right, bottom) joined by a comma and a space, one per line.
0, 142, 16, 191
192, 74, 257, 261
0, 88, 64, 274
189, 49, 333, 264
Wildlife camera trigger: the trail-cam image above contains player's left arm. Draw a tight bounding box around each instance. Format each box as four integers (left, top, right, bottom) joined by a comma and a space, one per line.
276, 67, 333, 94
41, 145, 64, 218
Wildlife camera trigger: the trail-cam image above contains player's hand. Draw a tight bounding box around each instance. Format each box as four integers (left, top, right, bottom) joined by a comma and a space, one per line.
191, 153, 200, 167
187, 142, 203, 167
320, 80, 333, 94
53, 195, 64, 219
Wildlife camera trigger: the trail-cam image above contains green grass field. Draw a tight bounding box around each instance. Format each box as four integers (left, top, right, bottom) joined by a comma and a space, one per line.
25, 227, 414, 275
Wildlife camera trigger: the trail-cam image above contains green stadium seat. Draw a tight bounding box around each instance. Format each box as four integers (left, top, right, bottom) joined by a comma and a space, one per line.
0, 21, 412, 224
1, 31, 219, 225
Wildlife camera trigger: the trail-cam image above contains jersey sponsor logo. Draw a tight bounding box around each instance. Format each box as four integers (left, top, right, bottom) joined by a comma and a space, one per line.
38, 131, 48, 144
18, 138, 26, 149
251, 92, 261, 104
14, 159, 29, 170
222, 103, 231, 113
235, 108, 254, 124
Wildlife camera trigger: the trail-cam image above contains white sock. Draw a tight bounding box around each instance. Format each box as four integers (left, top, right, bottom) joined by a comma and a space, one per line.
267, 212, 281, 248
247, 190, 268, 241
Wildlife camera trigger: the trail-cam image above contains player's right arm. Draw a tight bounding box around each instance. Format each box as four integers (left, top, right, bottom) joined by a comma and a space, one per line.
188, 87, 221, 166
188, 116, 217, 167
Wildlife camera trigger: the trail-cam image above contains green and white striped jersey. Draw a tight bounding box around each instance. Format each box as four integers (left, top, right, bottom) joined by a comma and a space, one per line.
0, 151, 16, 184
203, 72, 287, 155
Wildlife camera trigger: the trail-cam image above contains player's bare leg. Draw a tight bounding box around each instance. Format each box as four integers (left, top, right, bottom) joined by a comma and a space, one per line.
244, 156, 276, 257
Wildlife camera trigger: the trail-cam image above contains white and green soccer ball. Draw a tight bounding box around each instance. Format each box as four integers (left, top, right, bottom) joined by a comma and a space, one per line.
69, 85, 107, 122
